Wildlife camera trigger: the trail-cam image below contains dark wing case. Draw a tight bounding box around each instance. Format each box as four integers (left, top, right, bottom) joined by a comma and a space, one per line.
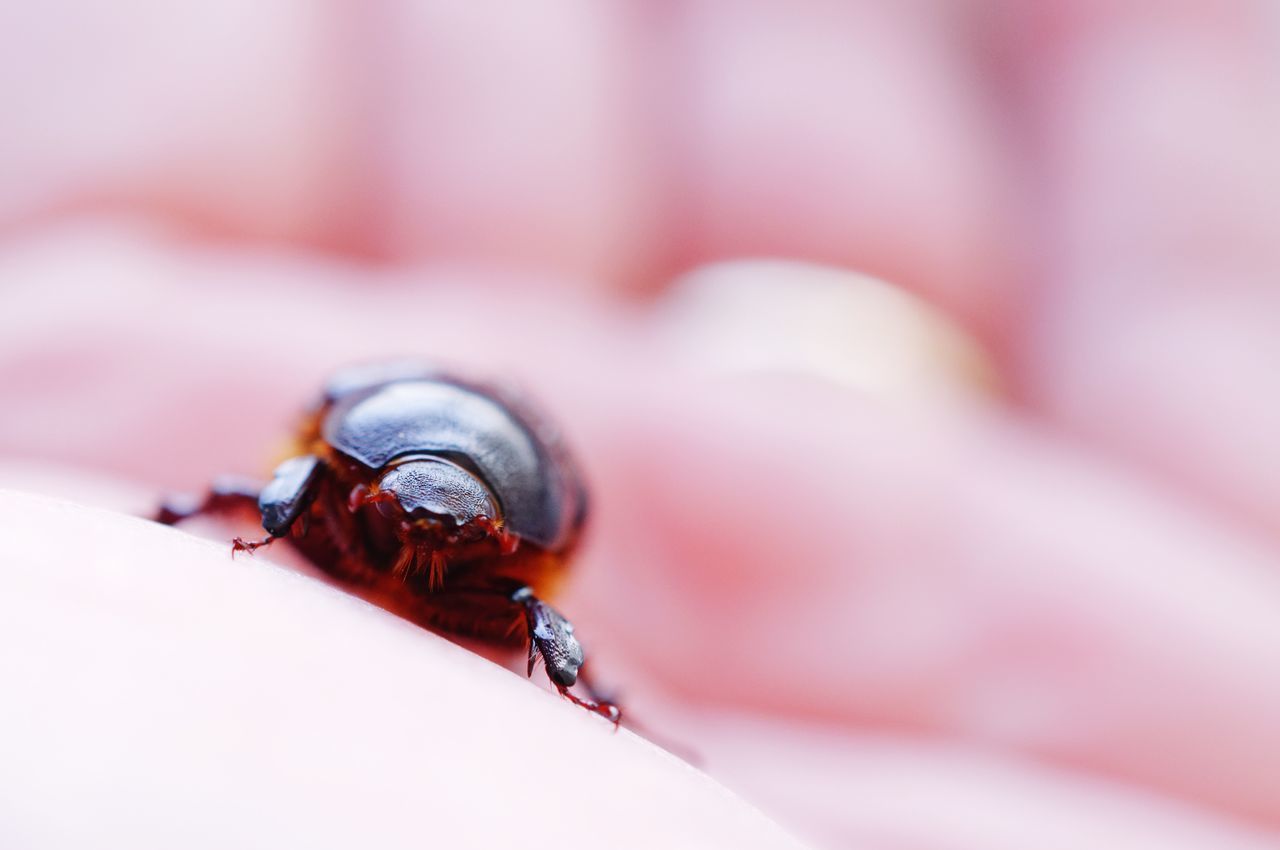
322, 371, 585, 550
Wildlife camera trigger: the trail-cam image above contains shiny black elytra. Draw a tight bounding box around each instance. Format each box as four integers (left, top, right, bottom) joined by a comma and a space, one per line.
155, 361, 618, 722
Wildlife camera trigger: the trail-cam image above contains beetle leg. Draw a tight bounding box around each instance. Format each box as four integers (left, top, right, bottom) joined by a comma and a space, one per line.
154, 476, 276, 555
154, 475, 262, 525
247, 454, 327, 548
573, 666, 619, 712
552, 677, 622, 726
511, 586, 621, 725
157, 458, 328, 556
230, 534, 277, 554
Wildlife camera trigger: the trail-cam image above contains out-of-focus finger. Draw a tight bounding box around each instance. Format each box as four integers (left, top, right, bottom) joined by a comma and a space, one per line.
364, 2, 659, 288
0, 220, 638, 486
567, 374, 1280, 826
676, 714, 1280, 850
0, 2, 353, 248
0, 2, 658, 283
661, 0, 1019, 342
992, 1, 1280, 542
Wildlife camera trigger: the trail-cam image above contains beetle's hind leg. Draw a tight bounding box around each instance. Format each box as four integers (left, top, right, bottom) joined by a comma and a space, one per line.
153, 476, 278, 553
512, 587, 621, 725
154, 475, 262, 526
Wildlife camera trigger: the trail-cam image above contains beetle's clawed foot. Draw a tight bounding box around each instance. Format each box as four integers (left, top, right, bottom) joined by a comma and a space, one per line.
555, 684, 622, 727
512, 586, 621, 726
231, 535, 275, 556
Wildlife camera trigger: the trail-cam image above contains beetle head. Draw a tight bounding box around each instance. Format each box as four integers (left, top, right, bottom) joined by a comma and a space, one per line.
375, 456, 501, 539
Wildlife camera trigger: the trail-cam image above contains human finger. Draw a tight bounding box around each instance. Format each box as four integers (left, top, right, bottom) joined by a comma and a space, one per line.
655, 0, 1018, 341
677, 714, 1280, 850
993, 0, 1280, 543
0, 489, 809, 850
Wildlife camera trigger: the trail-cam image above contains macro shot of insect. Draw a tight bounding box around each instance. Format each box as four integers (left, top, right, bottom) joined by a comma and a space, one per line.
154, 361, 619, 722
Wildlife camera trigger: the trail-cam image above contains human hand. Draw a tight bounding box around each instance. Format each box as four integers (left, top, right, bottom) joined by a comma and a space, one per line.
2, 3, 1280, 849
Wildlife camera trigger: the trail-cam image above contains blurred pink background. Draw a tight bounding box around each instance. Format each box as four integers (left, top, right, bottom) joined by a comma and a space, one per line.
3, 3, 1280, 849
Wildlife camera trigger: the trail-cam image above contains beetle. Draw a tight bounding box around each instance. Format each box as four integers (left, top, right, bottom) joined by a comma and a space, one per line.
155, 361, 619, 722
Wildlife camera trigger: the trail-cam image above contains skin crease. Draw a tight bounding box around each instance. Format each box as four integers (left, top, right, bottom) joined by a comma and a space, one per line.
2, 2, 1280, 850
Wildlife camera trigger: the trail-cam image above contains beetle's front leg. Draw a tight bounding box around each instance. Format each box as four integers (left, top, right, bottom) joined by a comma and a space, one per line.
231, 455, 327, 553
511, 587, 621, 725
155, 457, 327, 555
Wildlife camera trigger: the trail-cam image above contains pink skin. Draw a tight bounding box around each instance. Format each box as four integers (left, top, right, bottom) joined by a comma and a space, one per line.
2, 2, 1280, 849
